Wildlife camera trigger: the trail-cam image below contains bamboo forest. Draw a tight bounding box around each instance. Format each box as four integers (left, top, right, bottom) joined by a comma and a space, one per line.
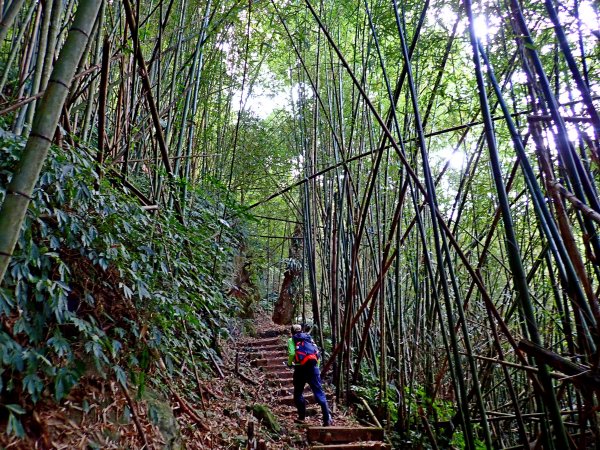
0, 0, 599, 448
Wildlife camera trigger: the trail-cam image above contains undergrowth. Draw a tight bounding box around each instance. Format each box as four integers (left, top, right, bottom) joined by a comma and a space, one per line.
0, 129, 247, 438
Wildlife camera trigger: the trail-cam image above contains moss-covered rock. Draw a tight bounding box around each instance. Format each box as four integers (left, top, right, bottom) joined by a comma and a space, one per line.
252, 403, 281, 434
243, 319, 257, 337
143, 388, 183, 450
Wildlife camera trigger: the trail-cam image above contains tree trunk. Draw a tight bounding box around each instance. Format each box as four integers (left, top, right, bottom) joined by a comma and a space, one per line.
272, 224, 303, 325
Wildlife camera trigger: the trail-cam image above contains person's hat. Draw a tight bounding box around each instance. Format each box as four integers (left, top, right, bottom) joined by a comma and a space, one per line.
291, 324, 302, 333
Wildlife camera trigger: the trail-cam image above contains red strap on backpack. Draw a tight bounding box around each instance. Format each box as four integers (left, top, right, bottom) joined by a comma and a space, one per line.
294, 341, 319, 365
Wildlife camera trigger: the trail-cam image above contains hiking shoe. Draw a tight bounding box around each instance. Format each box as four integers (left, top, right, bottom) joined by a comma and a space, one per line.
323, 418, 334, 427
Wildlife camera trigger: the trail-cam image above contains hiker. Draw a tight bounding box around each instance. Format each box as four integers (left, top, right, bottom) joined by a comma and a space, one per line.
287, 324, 332, 426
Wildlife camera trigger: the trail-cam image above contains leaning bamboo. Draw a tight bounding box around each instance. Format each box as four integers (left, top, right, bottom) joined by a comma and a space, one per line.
39, 0, 64, 92
405, 39, 484, 450
0, 1, 37, 94
121, 0, 183, 220
0, 0, 25, 44
23, 0, 53, 134
465, 1, 569, 445
0, 0, 102, 283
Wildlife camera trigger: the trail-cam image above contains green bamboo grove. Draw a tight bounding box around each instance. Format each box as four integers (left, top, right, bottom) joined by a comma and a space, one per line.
1, 0, 600, 447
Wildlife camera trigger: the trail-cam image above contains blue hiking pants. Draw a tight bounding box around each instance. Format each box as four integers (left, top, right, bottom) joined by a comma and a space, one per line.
293, 360, 331, 425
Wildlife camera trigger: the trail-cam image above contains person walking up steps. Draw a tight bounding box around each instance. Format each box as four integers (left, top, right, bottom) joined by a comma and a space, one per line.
287, 324, 333, 426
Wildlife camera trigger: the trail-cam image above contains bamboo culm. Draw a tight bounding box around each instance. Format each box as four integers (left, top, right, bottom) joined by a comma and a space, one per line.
0, 0, 103, 283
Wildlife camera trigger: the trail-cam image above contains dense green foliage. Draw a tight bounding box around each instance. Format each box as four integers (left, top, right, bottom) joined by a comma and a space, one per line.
0, 131, 244, 436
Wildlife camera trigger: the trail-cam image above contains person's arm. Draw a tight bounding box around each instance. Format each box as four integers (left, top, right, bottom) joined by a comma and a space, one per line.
287, 337, 295, 366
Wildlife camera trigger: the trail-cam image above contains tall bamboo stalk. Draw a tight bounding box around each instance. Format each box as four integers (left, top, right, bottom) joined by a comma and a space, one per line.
464, 1, 568, 446
0, 0, 25, 45
0, 0, 103, 283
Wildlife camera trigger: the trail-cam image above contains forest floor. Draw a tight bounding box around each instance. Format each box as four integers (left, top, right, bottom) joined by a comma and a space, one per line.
0, 310, 359, 449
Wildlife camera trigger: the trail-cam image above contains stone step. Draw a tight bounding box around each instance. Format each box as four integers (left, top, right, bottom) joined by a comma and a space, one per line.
250, 350, 288, 359
280, 392, 332, 406
280, 405, 319, 416
310, 443, 391, 450
280, 393, 315, 406
261, 365, 290, 374
257, 330, 286, 338
247, 343, 283, 353
275, 386, 310, 396
307, 427, 384, 444
271, 374, 294, 383
245, 337, 281, 347
268, 377, 294, 386
254, 342, 285, 352
253, 358, 287, 367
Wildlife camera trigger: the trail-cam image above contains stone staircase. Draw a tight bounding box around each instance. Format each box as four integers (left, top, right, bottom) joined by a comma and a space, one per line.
244, 333, 390, 449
